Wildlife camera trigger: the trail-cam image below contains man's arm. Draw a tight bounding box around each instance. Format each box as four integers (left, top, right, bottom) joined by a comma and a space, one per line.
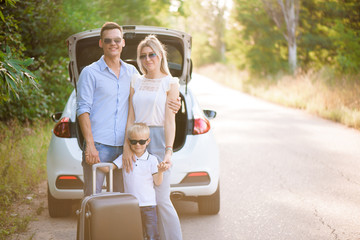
167, 97, 181, 114
78, 113, 100, 165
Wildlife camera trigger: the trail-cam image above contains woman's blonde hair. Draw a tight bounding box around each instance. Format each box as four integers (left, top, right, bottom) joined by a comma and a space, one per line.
137, 35, 171, 76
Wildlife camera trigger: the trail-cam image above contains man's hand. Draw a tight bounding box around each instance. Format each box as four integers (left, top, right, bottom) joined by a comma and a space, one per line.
85, 143, 100, 165
167, 97, 181, 114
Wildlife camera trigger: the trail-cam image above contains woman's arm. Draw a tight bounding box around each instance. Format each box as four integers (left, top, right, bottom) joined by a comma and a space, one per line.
163, 82, 180, 165
122, 87, 136, 173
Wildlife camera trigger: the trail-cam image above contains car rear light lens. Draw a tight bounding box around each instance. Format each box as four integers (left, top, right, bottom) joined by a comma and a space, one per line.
53, 117, 71, 138
56, 175, 83, 189
180, 172, 210, 186
193, 117, 211, 135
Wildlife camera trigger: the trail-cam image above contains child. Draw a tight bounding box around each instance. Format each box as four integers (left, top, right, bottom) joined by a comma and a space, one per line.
100, 123, 168, 240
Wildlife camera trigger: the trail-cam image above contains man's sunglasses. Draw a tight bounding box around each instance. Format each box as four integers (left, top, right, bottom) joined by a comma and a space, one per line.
103, 38, 122, 44
139, 53, 157, 60
129, 138, 149, 145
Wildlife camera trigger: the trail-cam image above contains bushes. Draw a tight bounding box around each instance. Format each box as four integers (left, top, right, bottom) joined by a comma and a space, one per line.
0, 57, 72, 122
0, 120, 52, 238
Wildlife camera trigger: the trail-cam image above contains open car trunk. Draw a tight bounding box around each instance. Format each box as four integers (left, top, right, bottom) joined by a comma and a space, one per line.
68, 26, 191, 152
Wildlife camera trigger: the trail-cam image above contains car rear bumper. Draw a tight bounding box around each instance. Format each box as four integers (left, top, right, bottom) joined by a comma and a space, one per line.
47, 131, 220, 200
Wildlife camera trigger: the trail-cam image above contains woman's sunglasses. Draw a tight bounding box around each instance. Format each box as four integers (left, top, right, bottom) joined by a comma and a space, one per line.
139, 53, 157, 60
129, 138, 148, 145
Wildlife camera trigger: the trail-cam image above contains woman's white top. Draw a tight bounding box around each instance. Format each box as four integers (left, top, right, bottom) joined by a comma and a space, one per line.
131, 74, 179, 126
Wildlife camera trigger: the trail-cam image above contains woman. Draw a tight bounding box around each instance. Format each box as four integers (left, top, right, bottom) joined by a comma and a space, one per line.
123, 35, 182, 240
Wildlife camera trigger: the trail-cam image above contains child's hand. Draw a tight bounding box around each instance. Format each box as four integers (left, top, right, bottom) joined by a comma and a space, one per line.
157, 161, 169, 173
98, 166, 110, 173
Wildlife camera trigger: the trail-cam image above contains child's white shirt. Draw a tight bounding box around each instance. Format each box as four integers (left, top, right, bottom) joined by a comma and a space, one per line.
113, 150, 158, 207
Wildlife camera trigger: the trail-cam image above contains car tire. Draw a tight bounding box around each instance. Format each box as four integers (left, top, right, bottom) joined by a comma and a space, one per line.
198, 182, 220, 215
47, 184, 72, 218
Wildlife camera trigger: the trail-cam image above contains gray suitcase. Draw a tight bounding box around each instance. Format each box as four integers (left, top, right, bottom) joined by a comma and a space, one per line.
77, 163, 143, 240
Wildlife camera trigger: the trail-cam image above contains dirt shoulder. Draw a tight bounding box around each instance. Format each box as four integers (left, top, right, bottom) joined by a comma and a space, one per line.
9, 181, 78, 240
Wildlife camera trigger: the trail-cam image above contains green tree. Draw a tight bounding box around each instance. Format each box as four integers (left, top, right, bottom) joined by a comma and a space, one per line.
0, 0, 70, 122
175, 0, 227, 67
0, 0, 40, 106
262, 0, 300, 74
99, 0, 171, 26
228, 0, 360, 76
227, 0, 288, 75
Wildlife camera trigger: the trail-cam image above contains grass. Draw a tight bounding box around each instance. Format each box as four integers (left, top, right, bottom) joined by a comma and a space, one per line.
0, 119, 53, 239
195, 63, 360, 130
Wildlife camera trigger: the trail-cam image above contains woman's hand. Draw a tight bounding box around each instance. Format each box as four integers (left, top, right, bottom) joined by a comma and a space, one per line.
163, 150, 172, 170
122, 143, 135, 173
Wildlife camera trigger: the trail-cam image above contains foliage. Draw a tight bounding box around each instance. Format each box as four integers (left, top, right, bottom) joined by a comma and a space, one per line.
227, 0, 288, 75
35, 57, 73, 114
0, 46, 38, 100
6, 0, 70, 63
0, 1, 80, 122
99, 0, 171, 26
228, 0, 360, 77
298, 0, 360, 74
175, 0, 227, 67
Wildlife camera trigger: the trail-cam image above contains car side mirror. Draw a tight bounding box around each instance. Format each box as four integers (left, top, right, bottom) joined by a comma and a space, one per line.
51, 112, 63, 122
203, 110, 217, 120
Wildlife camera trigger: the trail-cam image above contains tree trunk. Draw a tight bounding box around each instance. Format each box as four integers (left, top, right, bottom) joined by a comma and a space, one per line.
286, 0, 297, 73
262, 0, 299, 74
288, 42, 297, 73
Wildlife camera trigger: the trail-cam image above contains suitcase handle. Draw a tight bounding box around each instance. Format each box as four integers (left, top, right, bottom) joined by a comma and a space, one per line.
92, 163, 114, 194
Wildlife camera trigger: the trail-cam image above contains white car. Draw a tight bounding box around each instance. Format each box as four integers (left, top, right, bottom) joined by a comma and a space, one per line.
47, 25, 220, 217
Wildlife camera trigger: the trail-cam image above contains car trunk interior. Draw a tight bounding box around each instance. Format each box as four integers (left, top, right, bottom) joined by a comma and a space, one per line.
74, 33, 188, 152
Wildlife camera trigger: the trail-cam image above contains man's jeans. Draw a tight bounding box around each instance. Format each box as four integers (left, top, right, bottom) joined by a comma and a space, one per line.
82, 142, 124, 196
141, 206, 159, 240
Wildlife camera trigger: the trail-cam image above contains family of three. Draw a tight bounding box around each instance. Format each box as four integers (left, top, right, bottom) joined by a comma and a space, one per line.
76, 22, 182, 240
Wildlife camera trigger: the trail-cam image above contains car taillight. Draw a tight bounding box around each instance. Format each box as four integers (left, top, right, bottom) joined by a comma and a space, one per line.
193, 117, 211, 135
180, 172, 210, 185
53, 117, 71, 138
56, 175, 83, 189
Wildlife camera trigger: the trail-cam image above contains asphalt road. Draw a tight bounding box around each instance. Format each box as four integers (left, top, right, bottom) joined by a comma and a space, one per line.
12, 74, 360, 240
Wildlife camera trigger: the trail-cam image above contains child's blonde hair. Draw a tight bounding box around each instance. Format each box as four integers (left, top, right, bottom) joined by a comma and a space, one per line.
128, 123, 150, 138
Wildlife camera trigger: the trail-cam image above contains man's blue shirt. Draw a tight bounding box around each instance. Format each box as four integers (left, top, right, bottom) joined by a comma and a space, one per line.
76, 56, 138, 146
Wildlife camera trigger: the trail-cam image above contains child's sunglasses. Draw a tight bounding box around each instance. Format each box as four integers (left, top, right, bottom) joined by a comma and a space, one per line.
129, 138, 148, 145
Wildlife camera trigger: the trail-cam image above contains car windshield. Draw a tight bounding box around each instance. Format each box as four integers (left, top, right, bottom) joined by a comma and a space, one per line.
76, 33, 184, 77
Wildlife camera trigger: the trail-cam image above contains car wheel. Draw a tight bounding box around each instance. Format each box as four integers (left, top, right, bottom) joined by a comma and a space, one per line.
47, 184, 72, 218
198, 182, 220, 215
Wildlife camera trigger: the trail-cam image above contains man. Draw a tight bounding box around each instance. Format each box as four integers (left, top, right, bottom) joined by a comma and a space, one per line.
77, 22, 180, 196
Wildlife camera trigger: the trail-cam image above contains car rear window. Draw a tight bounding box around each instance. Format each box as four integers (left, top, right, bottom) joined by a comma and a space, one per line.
76, 34, 184, 77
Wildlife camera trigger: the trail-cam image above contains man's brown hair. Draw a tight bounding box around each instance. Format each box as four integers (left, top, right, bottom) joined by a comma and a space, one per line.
100, 22, 123, 39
